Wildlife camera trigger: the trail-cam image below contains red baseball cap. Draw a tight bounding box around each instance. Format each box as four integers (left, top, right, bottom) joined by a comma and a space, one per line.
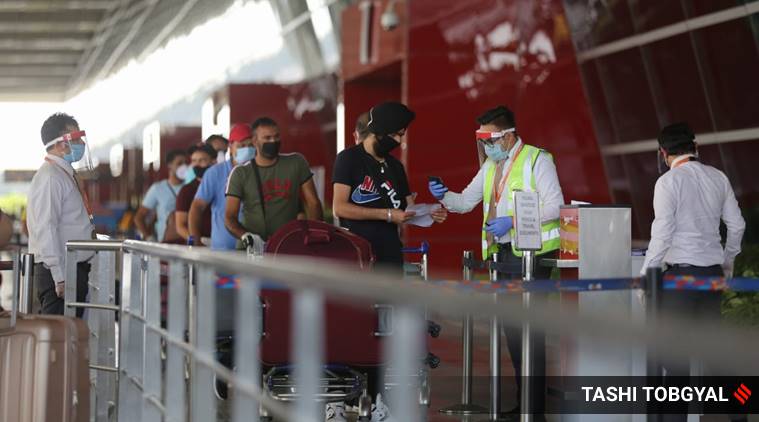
229, 123, 252, 143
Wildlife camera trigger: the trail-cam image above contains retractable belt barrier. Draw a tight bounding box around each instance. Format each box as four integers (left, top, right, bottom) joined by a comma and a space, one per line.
663, 274, 759, 292
439, 255, 759, 421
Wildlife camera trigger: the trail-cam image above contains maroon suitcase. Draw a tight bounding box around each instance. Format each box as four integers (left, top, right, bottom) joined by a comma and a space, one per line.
265, 220, 374, 269
261, 220, 385, 365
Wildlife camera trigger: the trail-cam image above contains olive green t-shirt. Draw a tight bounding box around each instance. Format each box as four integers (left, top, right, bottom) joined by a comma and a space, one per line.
225, 153, 312, 245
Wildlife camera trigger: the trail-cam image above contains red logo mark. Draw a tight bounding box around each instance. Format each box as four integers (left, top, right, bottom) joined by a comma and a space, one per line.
734, 384, 751, 405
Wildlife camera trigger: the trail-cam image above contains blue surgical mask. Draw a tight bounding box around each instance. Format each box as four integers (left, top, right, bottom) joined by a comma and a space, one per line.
484, 143, 509, 162
63, 143, 86, 163
234, 146, 255, 163
183, 166, 196, 184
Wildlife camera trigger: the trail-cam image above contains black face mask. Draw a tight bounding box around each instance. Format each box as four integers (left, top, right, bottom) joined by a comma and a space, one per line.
193, 165, 209, 179
374, 135, 400, 158
261, 141, 281, 159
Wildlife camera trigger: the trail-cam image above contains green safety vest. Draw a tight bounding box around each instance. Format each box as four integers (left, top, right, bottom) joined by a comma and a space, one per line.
481, 143, 560, 259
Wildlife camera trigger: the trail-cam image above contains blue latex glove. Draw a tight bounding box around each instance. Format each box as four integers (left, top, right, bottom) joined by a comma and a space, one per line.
484, 216, 513, 237
428, 181, 449, 200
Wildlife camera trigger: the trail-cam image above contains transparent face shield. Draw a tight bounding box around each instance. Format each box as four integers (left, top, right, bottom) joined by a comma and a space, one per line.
475, 128, 514, 165
45, 130, 96, 174
657, 149, 667, 175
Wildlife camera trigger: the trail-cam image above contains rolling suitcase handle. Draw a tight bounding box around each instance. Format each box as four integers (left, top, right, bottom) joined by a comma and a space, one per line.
298, 220, 333, 245
4, 252, 34, 328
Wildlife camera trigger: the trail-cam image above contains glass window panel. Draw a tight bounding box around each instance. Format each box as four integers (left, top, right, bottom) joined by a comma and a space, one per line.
621, 152, 659, 239
596, 49, 660, 143
694, 18, 759, 130
629, 0, 686, 32
685, 0, 757, 18
564, 0, 636, 51
579, 62, 617, 146
641, 34, 713, 133
715, 140, 759, 208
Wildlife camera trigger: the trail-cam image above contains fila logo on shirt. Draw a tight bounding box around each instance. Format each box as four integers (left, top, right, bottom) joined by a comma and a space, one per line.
351, 176, 401, 208
380, 181, 401, 209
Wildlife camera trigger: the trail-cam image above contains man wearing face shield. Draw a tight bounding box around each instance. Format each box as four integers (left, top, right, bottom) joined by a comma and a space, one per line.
224, 117, 323, 249
134, 149, 187, 242
27, 112, 96, 315
175, 143, 216, 244
428, 105, 563, 417
190, 123, 255, 250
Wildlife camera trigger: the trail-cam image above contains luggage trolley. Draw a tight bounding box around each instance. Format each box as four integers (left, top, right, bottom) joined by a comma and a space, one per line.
253, 221, 432, 421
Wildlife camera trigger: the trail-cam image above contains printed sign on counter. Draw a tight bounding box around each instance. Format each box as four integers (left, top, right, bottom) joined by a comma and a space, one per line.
513, 190, 542, 251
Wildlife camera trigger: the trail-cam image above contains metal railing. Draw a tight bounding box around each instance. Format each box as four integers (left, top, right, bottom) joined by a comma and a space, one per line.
64, 240, 121, 421
57, 239, 759, 422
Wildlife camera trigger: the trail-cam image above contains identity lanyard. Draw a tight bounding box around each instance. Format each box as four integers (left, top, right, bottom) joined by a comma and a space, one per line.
493, 143, 525, 204
670, 154, 695, 170
45, 157, 94, 223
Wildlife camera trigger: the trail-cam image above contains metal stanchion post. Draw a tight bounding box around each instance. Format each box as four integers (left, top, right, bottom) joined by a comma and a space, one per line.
10, 249, 20, 327
646, 267, 663, 422
19, 253, 34, 314
440, 250, 487, 415
489, 253, 501, 420
520, 250, 535, 422
479, 253, 511, 422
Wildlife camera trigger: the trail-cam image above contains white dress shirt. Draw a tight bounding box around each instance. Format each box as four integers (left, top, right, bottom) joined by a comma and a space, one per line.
641, 159, 745, 275
440, 139, 564, 244
27, 154, 95, 283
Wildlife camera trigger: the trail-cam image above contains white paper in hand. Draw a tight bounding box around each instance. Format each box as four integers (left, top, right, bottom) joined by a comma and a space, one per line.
405, 204, 439, 227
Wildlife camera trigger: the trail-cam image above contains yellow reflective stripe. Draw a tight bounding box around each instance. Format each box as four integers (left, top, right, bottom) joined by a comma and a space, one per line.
480, 146, 561, 258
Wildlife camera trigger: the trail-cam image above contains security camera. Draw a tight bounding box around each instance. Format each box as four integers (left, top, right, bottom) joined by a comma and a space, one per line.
381, 0, 399, 31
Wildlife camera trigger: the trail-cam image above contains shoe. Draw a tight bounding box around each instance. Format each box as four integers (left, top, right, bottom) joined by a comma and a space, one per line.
325, 402, 348, 422
371, 394, 396, 422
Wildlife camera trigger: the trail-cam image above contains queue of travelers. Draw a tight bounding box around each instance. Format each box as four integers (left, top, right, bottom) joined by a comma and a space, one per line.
24, 103, 746, 422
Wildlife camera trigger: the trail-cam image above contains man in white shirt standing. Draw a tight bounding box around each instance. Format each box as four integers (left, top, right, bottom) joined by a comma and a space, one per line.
428, 105, 563, 418
642, 122, 745, 278
642, 122, 746, 422
27, 113, 96, 316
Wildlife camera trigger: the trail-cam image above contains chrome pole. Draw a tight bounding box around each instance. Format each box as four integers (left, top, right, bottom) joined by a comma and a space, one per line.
440, 250, 487, 415
520, 250, 535, 422
19, 253, 34, 314
489, 254, 501, 420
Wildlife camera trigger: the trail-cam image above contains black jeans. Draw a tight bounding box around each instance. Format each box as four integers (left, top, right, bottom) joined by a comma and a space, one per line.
497, 245, 556, 414
34, 262, 90, 317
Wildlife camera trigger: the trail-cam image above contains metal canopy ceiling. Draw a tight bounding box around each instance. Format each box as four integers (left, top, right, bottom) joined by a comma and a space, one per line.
0, 0, 237, 102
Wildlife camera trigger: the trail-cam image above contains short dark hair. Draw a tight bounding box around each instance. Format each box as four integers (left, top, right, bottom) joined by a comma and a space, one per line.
165, 149, 186, 164
251, 117, 278, 134
187, 143, 216, 158
204, 134, 228, 146
477, 106, 516, 131
40, 113, 79, 148
663, 143, 697, 156
355, 112, 370, 141
659, 122, 696, 155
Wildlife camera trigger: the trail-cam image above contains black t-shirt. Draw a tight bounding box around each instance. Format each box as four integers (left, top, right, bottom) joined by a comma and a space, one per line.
332, 143, 411, 268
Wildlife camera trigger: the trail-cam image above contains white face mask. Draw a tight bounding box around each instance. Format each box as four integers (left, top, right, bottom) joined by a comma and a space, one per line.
175, 164, 189, 180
